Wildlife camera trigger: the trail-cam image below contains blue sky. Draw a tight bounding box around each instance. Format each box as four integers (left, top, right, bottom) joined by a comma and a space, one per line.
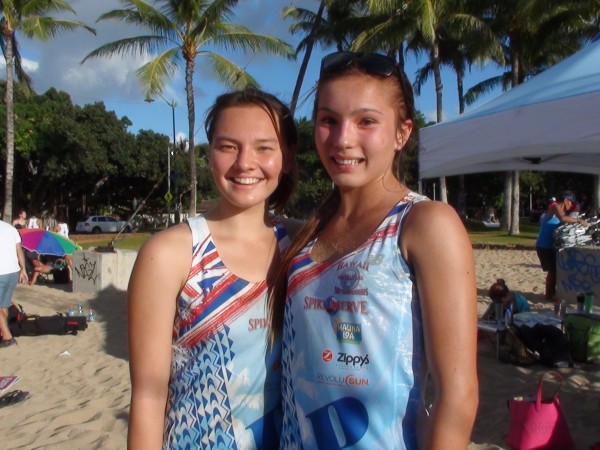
8, 0, 503, 144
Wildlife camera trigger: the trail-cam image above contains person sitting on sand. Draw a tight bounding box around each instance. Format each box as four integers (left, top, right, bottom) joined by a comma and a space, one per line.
25, 251, 54, 285
483, 278, 531, 320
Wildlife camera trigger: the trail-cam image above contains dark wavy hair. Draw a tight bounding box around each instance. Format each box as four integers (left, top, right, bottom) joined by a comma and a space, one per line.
268, 54, 416, 341
488, 278, 510, 302
204, 86, 298, 214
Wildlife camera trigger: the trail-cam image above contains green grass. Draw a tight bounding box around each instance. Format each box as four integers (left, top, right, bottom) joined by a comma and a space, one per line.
74, 218, 541, 251
466, 218, 539, 246
76, 234, 152, 250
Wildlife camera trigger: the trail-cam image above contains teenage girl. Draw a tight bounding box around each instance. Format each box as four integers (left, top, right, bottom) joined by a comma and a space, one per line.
270, 52, 479, 449
127, 87, 300, 449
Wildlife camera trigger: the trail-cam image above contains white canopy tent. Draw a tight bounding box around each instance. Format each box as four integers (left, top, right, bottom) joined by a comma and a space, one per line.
419, 37, 600, 180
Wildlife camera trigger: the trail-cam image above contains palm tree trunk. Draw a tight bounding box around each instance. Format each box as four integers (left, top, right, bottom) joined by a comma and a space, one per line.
185, 58, 197, 217
457, 68, 465, 213
509, 171, 520, 235
2, 29, 15, 223
289, 0, 325, 116
432, 42, 447, 203
593, 175, 600, 212
501, 172, 512, 231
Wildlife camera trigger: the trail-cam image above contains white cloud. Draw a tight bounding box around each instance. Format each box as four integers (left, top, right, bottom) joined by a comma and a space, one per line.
0, 56, 39, 72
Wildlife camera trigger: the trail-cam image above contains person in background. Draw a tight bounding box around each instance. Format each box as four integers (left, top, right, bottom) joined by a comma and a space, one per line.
25, 251, 54, 285
12, 209, 27, 229
27, 213, 42, 229
53, 216, 69, 238
535, 191, 588, 302
44, 213, 57, 232
483, 278, 531, 320
0, 220, 28, 348
566, 199, 580, 218
270, 51, 478, 449
127, 87, 301, 449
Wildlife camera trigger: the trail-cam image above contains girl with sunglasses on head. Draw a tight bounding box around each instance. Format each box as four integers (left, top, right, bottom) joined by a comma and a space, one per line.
270, 52, 478, 449
127, 87, 301, 449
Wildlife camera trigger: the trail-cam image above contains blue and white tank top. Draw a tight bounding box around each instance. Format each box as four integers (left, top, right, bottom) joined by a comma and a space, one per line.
164, 215, 290, 449
281, 192, 429, 450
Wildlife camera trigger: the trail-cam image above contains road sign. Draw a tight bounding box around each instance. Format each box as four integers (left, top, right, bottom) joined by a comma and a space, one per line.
164, 191, 173, 205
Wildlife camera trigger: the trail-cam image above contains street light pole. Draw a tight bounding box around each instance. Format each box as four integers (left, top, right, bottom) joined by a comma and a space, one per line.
145, 94, 177, 225
169, 101, 175, 195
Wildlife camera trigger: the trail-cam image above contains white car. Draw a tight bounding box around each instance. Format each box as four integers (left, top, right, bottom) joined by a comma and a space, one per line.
75, 215, 131, 234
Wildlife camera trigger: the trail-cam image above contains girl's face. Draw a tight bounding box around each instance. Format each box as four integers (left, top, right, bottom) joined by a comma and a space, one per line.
314, 74, 412, 190
209, 105, 285, 211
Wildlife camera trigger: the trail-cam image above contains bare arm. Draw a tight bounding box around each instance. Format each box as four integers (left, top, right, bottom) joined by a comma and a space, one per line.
15, 244, 28, 284
402, 201, 479, 450
550, 204, 588, 226
127, 224, 192, 450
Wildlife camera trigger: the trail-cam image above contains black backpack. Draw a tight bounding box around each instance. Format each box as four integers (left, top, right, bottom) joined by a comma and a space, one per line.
9, 313, 88, 336
7, 303, 27, 323
519, 324, 573, 368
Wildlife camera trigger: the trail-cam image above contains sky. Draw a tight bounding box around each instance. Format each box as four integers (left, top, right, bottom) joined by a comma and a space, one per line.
7, 0, 504, 145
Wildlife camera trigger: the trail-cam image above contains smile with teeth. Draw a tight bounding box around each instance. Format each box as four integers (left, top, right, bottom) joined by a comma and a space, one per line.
334, 157, 362, 165
232, 177, 261, 185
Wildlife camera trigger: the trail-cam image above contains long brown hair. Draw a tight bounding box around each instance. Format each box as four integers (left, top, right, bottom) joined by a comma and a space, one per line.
268, 53, 416, 340
204, 86, 299, 214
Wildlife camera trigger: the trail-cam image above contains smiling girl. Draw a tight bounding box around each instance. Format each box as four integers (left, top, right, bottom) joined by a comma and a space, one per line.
271, 53, 479, 449
127, 87, 300, 449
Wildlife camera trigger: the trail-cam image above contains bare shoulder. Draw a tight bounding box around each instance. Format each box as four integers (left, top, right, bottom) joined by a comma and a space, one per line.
406, 200, 464, 231
401, 200, 471, 257
278, 216, 306, 240
134, 223, 192, 276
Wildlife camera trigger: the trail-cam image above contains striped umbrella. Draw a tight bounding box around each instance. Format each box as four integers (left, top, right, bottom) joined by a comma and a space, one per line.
18, 229, 82, 256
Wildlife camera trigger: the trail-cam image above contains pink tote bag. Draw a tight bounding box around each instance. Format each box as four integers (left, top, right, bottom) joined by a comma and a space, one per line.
507, 371, 574, 450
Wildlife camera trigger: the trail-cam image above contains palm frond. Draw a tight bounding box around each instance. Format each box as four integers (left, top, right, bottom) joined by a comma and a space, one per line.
136, 47, 180, 98
464, 74, 506, 105
97, 2, 174, 36
206, 24, 294, 59
82, 35, 170, 63
20, 17, 95, 39
414, 0, 436, 43
203, 0, 238, 25
20, 0, 75, 17
413, 62, 432, 96
207, 52, 259, 90
12, 35, 33, 95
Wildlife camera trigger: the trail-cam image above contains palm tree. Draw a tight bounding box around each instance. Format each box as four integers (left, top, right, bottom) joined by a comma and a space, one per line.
412, 2, 502, 208
1, 1, 94, 223
464, 0, 599, 234
83, 0, 293, 217
284, 0, 367, 116
353, 0, 496, 203
283, 0, 327, 116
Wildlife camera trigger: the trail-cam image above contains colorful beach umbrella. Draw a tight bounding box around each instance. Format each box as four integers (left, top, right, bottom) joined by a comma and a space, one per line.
18, 229, 82, 256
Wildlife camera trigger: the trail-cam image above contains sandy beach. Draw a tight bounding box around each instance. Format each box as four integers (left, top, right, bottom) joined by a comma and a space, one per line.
1, 248, 599, 449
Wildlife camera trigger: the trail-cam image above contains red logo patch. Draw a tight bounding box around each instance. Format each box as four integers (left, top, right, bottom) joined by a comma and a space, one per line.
322, 349, 333, 363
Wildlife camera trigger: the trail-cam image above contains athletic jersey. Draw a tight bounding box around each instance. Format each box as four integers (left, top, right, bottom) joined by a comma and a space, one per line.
536, 215, 560, 249
281, 192, 429, 450
164, 215, 290, 449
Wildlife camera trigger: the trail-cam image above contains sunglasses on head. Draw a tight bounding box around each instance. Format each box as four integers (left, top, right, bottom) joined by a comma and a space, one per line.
320, 51, 412, 114
320, 51, 400, 77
